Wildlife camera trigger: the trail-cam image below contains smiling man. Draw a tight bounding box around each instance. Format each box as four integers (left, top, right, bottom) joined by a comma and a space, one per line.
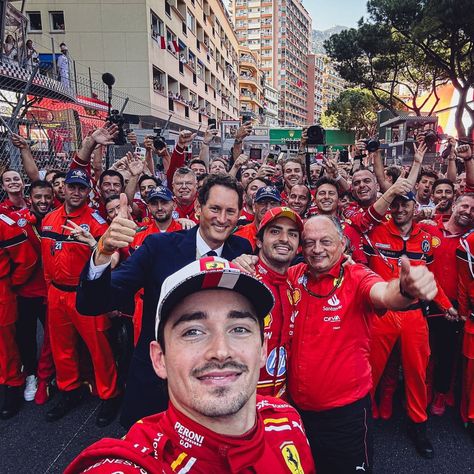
288, 215, 439, 473
76, 174, 252, 428
233, 207, 304, 398
67, 258, 315, 473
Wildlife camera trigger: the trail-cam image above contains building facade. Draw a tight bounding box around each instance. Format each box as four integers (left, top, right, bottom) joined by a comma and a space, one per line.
24, 0, 240, 132
318, 53, 346, 116
231, 0, 312, 127
238, 47, 264, 122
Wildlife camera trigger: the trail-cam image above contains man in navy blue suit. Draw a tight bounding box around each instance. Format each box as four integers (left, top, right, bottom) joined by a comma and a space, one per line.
76, 174, 252, 428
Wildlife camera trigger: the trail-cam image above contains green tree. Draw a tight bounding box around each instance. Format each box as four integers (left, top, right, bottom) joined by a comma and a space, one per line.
325, 0, 474, 138
325, 88, 380, 138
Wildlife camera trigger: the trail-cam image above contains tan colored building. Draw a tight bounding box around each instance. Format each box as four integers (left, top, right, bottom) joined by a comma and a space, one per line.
230, 0, 312, 127
318, 53, 346, 115
238, 47, 264, 122
23, 0, 240, 131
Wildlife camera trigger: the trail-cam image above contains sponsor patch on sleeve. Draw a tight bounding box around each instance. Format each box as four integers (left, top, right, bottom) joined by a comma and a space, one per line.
91, 212, 106, 224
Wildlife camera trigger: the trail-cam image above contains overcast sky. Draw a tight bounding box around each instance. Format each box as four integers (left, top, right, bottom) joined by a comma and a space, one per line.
302, 0, 368, 30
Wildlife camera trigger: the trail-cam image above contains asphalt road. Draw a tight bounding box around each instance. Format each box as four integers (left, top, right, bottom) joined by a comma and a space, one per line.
0, 386, 472, 473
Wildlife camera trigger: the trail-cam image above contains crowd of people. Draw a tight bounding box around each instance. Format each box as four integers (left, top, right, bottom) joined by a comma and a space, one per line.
0, 119, 473, 473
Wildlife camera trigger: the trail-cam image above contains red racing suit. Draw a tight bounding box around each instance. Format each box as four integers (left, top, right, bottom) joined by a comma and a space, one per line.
41, 203, 118, 399
364, 219, 451, 423
456, 230, 474, 423
0, 197, 30, 216
0, 213, 37, 386
65, 396, 315, 474
255, 261, 299, 399
14, 209, 54, 383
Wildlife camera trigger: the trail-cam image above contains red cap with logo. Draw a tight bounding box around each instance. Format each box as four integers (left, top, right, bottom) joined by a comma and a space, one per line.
258, 206, 304, 233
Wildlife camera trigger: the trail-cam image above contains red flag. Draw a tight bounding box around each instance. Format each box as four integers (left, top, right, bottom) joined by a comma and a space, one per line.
159, 36, 166, 49
167, 40, 180, 53
296, 79, 303, 87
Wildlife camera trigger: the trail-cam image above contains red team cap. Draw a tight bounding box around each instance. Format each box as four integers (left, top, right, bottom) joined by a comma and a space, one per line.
258, 206, 304, 233
155, 257, 275, 338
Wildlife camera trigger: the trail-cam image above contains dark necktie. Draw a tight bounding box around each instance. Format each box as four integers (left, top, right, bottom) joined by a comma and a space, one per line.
205, 250, 217, 257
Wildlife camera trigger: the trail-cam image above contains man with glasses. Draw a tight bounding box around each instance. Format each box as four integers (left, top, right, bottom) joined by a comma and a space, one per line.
287, 215, 438, 473
172, 167, 198, 223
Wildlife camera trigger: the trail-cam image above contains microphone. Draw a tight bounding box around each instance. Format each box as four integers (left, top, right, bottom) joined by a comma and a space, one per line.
102, 73, 115, 87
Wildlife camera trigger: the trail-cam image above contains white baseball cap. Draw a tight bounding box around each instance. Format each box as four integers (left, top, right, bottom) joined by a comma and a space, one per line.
155, 257, 274, 339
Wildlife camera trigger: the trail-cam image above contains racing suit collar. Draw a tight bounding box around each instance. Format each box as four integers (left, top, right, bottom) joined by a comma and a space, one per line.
60, 202, 89, 218
164, 402, 265, 471
257, 259, 288, 284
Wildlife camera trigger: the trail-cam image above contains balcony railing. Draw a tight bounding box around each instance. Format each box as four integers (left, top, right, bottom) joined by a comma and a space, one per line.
0, 60, 75, 102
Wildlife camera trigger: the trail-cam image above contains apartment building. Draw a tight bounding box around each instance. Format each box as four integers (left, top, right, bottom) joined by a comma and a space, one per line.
23, 0, 240, 131
317, 53, 346, 115
231, 0, 312, 127
238, 47, 264, 122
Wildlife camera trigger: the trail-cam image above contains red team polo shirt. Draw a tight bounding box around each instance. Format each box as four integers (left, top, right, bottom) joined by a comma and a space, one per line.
287, 258, 385, 411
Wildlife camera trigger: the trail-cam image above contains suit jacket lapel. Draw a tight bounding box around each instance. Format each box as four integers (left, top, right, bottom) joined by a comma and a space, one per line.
176, 226, 199, 260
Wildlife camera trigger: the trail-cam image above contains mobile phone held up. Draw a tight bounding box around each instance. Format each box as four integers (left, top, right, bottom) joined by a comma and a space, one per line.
208, 118, 217, 130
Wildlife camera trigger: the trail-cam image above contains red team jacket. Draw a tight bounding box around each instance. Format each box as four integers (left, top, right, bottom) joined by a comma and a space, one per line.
457, 231, 474, 359
287, 259, 385, 411
13, 209, 47, 298
363, 219, 452, 311
130, 219, 183, 251
65, 397, 315, 474
0, 213, 37, 290
41, 203, 108, 287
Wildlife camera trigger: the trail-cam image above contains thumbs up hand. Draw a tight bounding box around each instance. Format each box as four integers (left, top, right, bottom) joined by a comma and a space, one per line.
398, 255, 438, 301
95, 194, 137, 263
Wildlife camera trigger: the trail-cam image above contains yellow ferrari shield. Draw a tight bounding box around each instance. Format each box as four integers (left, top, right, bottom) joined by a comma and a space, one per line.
281, 443, 304, 474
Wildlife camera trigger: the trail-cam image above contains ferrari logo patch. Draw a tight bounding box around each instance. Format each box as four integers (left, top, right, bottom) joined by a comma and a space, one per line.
281, 443, 304, 474
204, 261, 225, 270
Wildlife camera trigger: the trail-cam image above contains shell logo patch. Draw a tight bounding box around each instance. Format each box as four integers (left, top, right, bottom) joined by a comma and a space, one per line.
264, 313, 273, 329
431, 236, 441, 248
281, 443, 304, 474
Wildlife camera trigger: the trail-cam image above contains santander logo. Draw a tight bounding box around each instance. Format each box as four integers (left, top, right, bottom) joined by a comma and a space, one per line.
327, 295, 340, 307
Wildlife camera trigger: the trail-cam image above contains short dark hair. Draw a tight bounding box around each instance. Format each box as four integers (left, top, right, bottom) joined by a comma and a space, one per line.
386, 166, 401, 183
99, 169, 124, 188
283, 158, 304, 174
432, 178, 454, 193
198, 174, 243, 210
315, 176, 339, 196
157, 293, 264, 352
30, 180, 53, 193
245, 177, 271, 191
52, 171, 66, 183
190, 159, 207, 169
417, 169, 438, 183
210, 158, 228, 171
104, 194, 121, 206
138, 175, 160, 188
